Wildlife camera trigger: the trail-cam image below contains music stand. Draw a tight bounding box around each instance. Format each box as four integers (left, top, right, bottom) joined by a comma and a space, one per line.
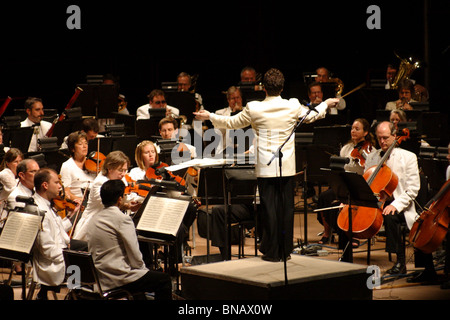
135, 118, 162, 142
0, 209, 44, 300
134, 193, 190, 290
75, 84, 118, 119
2, 127, 34, 154
165, 92, 197, 124
322, 168, 379, 263
157, 139, 178, 165
88, 135, 139, 168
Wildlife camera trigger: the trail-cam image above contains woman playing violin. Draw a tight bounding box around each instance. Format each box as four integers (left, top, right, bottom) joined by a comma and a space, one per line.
72, 151, 140, 241
59, 131, 96, 203
128, 140, 158, 182
317, 118, 376, 245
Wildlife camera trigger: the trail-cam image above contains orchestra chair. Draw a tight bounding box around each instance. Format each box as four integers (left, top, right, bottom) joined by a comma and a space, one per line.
234, 218, 257, 259
62, 249, 134, 300
225, 166, 258, 259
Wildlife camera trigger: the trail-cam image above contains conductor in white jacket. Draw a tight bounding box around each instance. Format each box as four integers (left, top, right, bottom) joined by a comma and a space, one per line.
195, 68, 339, 262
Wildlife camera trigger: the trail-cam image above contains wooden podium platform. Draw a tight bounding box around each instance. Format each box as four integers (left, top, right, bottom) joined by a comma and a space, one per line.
180, 255, 372, 300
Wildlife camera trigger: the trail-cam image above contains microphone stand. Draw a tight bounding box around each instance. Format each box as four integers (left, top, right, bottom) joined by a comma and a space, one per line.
267, 106, 315, 286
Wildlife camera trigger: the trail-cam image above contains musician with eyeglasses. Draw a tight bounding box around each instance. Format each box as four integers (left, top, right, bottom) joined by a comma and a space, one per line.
136, 89, 179, 120
385, 79, 417, 111
72, 151, 140, 241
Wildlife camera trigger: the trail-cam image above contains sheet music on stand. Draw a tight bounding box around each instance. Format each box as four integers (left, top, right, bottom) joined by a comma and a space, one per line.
136, 194, 190, 241
0, 211, 43, 262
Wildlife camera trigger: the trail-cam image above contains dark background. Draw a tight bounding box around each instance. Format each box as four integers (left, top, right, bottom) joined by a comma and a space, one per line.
0, 1, 448, 136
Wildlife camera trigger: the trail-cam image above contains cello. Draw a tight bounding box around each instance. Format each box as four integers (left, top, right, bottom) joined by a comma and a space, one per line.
337, 128, 410, 239
409, 179, 450, 254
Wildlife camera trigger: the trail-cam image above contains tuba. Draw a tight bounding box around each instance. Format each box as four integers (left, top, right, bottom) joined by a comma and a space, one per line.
329, 78, 344, 96
390, 52, 420, 90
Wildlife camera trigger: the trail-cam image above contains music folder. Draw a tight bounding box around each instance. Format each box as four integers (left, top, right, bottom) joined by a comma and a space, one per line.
135, 194, 189, 242
0, 211, 43, 262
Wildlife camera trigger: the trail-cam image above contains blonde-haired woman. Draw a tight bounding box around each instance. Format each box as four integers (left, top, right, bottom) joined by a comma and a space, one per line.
128, 141, 158, 182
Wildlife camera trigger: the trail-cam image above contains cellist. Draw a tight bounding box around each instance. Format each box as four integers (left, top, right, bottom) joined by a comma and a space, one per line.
365, 121, 421, 275
316, 118, 376, 246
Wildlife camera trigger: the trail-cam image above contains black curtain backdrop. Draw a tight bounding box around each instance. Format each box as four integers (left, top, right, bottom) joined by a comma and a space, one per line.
0, 1, 448, 137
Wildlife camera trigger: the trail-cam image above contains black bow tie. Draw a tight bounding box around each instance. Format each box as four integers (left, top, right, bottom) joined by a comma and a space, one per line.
380, 151, 385, 158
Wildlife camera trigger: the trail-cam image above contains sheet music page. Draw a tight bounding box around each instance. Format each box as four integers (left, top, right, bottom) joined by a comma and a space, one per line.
136, 196, 189, 237
0, 212, 42, 253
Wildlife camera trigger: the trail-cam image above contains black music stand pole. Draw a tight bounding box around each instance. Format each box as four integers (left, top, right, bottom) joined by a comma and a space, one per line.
321, 168, 379, 263
268, 109, 313, 285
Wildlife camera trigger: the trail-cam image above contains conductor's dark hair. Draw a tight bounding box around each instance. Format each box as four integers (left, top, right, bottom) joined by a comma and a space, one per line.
100, 179, 126, 207
263, 68, 284, 96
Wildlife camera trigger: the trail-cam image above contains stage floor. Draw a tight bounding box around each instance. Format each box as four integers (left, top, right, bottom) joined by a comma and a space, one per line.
180, 255, 372, 300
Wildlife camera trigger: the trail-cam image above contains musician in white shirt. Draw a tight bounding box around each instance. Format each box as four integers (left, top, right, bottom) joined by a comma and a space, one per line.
20, 97, 53, 153
136, 89, 179, 120
32, 168, 86, 300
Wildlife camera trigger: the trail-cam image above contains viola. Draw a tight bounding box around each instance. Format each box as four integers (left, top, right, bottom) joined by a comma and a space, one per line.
337, 128, 410, 239
350, 140, 372, 167
409, 179, 450, 254
85, 151, 106, 174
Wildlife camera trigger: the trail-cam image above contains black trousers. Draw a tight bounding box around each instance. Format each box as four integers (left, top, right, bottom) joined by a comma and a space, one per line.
210, 204, 254, 259
117, 271, 172, 300
257, 176, 295, 260
384, 211, 406, 255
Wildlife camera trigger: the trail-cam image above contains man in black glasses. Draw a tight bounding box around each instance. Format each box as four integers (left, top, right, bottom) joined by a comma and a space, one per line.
136, 89, 179, 120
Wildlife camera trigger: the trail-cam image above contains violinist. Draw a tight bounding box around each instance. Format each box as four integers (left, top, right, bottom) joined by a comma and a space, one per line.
128, 140, 158, 182
72, 151, 140, 242
316, 118, 376, 245
365, 121, 420, 275
32, 168, 87, 300
59, 131, 95, 203
0, 148, 24, 212
131, 140, 198, 264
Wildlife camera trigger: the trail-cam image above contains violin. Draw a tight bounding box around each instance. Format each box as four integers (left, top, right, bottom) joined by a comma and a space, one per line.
53, 177, 79, 218
409, 179, 450, 254
350, 141, 372, 167
337, 128, 410, 239
124, 174, 155, 198
85, 151, 106, 174
146, 162, 186, 187
53, 196, 78, 218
